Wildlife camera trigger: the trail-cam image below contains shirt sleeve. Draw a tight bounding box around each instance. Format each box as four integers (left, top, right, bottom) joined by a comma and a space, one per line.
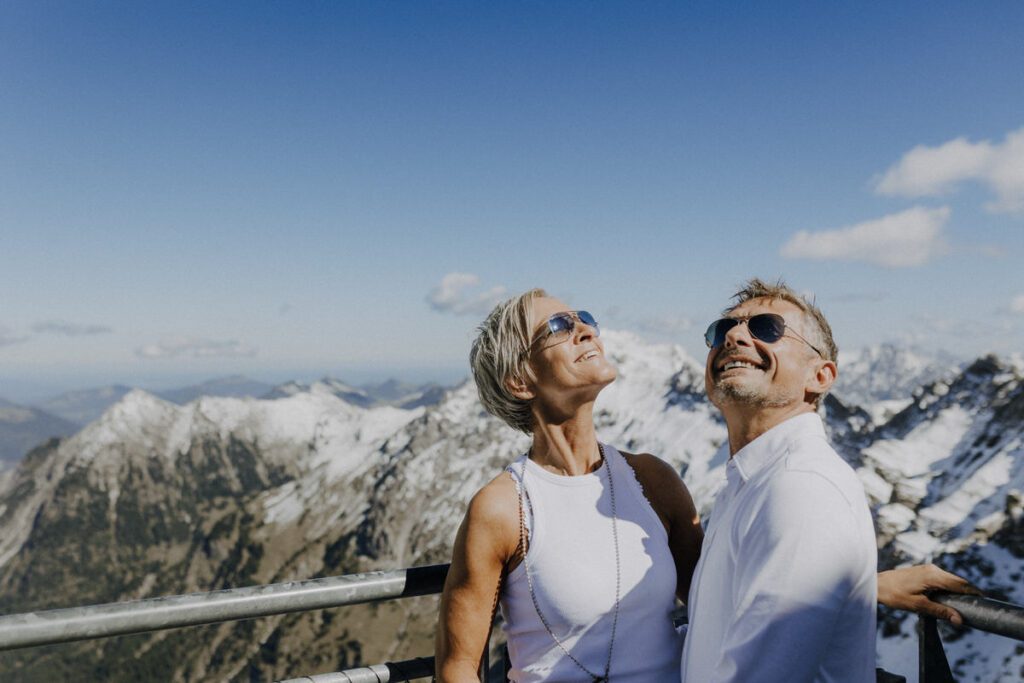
705, 468, 869, 683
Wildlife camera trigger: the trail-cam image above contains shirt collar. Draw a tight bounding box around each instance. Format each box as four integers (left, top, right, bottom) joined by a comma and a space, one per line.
727, 412, 825, 484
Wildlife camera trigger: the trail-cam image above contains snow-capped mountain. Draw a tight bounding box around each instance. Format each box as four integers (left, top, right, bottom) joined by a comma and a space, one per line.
855, 356, 1024, 681
263, 377, 377, 407
0, 332, 1019, 681
155, 375, 274, 405
834, 343, 962, 422
35, 377, 274, 427
264, 377, 451, 410
35, 384, 136, 425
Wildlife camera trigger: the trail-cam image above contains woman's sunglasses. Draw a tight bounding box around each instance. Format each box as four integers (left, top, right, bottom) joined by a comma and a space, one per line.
704, 313, 823, 357
528, 310, 600, 351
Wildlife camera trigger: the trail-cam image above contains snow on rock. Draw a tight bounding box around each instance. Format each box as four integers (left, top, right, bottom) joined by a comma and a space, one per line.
263, 481, 304, 526
834, 343, 961, 410
862, 405, 974, 482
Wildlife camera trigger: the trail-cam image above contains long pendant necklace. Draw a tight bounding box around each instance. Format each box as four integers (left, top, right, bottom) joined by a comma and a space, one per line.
516, 443, 621, 683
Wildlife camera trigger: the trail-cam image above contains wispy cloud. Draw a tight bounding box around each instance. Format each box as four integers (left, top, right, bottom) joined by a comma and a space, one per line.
427, 272, 508, 315
874, 126, 1024, 214
635, 314, 694, 337
136, 338, 257, 359
32, 320, 112, 336
780, 206, 951, 267
0, 326, 28, 347
1011, 294, 1024, 315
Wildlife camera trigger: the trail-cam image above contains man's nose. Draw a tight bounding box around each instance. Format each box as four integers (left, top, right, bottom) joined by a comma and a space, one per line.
723, 320, 753, 348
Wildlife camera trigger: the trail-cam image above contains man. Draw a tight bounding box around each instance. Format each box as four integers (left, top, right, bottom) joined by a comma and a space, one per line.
681, 278, 876, 682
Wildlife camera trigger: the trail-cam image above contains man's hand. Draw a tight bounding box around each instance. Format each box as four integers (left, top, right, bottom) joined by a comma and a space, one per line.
877, 564, 983, 626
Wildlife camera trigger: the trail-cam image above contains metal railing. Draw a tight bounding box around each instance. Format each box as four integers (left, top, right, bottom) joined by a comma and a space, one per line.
1, 563, 1023, 682
0, 564, 449, 652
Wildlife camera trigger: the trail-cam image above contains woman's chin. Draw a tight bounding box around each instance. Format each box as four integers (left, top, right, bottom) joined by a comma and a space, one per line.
586, 367, 618, 395
595, 362, 618, 385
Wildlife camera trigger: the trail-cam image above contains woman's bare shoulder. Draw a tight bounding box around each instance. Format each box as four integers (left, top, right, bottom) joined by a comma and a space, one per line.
618, 450, 695, 512
619, 450, 686, 488
462, 469, 521, 550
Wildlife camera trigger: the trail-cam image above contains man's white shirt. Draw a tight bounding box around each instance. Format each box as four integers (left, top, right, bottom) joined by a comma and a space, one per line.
681, 412, 877, 683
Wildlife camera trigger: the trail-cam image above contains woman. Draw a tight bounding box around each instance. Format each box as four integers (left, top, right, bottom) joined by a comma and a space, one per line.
436, 289, 975, 682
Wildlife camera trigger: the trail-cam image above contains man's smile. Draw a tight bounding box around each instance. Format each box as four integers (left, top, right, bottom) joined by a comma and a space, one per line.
714, 353, 768, 373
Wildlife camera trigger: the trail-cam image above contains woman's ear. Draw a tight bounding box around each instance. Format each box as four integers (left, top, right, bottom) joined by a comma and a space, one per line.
506, 374, 535, 401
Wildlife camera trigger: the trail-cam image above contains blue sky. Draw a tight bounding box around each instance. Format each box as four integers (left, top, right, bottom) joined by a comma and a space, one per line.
2, 1, 1023, 402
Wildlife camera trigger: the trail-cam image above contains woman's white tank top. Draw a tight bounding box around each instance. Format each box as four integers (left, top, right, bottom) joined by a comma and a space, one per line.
500, 444, 683, 682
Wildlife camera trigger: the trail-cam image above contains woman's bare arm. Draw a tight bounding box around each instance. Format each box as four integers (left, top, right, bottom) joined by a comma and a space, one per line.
435, 476, 519, 682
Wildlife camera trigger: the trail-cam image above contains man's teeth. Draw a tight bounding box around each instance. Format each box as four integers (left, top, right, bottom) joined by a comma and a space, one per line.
580, 351, 598, 361
722, 360, 760, 371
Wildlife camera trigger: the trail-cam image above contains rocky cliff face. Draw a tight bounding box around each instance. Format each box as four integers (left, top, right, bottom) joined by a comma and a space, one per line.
0, 332, 1020, 682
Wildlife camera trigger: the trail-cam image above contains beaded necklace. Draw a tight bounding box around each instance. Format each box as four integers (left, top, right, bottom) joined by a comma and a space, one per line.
515, 443, 622, 683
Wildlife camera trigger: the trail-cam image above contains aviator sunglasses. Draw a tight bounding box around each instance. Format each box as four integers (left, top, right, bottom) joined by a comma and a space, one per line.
528, 310, 600, 351
704, 313, 823, 357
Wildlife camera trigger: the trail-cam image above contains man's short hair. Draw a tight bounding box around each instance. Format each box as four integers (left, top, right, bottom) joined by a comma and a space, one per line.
470, 288, 546, 434
727, 278, 838, 404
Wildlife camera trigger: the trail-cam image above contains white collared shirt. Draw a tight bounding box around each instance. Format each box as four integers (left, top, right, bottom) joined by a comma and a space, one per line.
681, 413, 877, 683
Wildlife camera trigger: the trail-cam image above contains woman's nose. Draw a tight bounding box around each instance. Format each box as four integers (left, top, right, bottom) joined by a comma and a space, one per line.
573, 317, 596, 342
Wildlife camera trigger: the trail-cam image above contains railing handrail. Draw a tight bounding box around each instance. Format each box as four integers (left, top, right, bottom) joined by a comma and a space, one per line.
933, 593, 1024, 641
277, 657, 436, 683
3, 563, 1023, 683
0, 564, 449, 652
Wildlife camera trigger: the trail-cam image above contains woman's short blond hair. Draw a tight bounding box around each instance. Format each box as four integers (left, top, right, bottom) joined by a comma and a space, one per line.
470, 288, 546, 434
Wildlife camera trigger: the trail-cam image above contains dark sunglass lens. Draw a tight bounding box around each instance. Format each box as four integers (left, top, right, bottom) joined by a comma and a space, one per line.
577, 310, 600, 334
704, 318, 737, 348
547, 314, 574, 335
748, 314, 786, 343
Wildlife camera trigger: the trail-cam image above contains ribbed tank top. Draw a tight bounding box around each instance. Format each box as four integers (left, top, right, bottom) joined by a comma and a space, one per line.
500, 444, 683, 682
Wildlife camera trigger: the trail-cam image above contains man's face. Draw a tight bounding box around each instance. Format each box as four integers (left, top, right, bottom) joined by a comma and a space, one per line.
705, 297, 822, 411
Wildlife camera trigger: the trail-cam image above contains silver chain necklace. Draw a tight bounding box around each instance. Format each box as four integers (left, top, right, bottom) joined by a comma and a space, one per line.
516, 443, 621, 683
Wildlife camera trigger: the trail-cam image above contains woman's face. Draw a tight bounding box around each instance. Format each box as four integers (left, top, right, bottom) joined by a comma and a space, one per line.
524, 296, 617, 406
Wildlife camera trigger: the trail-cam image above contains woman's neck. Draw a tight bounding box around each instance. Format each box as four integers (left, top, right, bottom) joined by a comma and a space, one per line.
529, 407, 601, 476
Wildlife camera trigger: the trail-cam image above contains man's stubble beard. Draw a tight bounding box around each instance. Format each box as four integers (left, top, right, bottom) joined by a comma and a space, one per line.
709, 378, 792, 409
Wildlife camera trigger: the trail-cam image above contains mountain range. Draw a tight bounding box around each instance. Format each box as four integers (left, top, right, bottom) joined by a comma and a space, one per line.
0, 377, 449, 472
0, 399, 78, 470
0, 335, 1020, 682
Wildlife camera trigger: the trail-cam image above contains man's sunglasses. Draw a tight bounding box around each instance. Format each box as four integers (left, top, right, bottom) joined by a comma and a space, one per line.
704, 313, 823, 357
528, 310, 600, 351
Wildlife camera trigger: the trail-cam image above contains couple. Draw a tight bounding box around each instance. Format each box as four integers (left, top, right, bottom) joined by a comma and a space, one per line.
436, 279, 975, 682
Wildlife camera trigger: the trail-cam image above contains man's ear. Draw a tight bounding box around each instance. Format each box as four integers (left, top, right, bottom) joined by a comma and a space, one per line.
506, 374, 535, 401
806, 359, 837, 397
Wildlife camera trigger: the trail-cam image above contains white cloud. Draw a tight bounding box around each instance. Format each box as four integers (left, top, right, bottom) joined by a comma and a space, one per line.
32, 320, 112, 336
0, 326, 28, 347
427, 272, 508, 315
635, 314, 693, 337
780, 206, 951, 268
874, 126, 1024, 214
1011, 294, 1024, 315
136, 338, 257, 359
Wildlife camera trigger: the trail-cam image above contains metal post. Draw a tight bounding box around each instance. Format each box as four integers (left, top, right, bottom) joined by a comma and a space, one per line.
917, 615, 955, 683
